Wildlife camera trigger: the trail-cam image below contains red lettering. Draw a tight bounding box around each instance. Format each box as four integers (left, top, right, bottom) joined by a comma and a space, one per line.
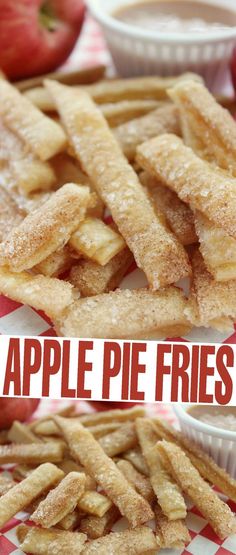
61, 341, 75, 398
102, 342, 121, 399
42, 340, 60, 397
215, 346, 233, 405
3, 339, 21, 396
130, 343, 146, 401
155, 344, 172, 401
199, 346, 215, 403
171, 345, 190, 402
77, 341, 93, 399
23, 339, 41, 396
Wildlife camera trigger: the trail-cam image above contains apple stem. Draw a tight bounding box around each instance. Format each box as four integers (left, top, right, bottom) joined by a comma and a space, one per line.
40, 3, 58, 32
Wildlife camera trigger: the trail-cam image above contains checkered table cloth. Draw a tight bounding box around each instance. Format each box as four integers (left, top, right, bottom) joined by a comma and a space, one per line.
0, 12, 236, 555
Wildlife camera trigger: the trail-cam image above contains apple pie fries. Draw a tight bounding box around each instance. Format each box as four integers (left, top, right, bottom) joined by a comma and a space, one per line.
0, 408, 235, 552
45, 79, 190, 290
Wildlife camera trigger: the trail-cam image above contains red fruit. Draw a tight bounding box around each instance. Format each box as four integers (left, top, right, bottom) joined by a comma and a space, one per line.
0, 0, 85, 80
0, 398, 40, 429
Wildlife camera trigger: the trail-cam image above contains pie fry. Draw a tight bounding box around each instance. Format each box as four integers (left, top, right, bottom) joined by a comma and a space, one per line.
101, 99, 162, 126
0, 186, 24, 243
99, 422, 137, 457
46, 80, 190, 289
187, 249, 236, 331
0, 183, 91, 271
54, 287, 191, 339
114, 105, 180, 161
168, 79, 236, 176
34, 247, 74, 277
137, 134, 236, 239
0, 267, 76, 318
0, 121, 56, 193
69, 248, 133, 297
7, 421, 41, 444
81, 526, 159, 555
140, 172, 197, 246
69, 218, 126, 266
117, 459, 155, 504
123, 448, 149, 476
136, 419, 186, 520
54, 416, 154, 527
154, 504, 190, 550
86, 422, 122, 438
80, 505, 120, 539
78, 491, 113, 517
0, 475, 16, 496
157, 441, 236, 540
20, 526, 87, 555
194, 211, 236, 281
17, 64, 106, 92
79, 406, 145, 427
32, 472, 86, 527
0, 79, 66, 161
153, 417, 236, 503
58, 509, 82, 531
0, 463, 64, 528
0, 442, 65, 464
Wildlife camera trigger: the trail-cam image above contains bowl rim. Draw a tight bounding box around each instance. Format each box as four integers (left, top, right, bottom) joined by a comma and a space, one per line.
86, 0, 236, 44
173, 403, 236, 441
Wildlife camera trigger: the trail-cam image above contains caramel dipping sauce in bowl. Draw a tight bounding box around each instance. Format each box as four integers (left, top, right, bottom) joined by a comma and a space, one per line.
86, 0, 236, 89
173, 404, 236, 478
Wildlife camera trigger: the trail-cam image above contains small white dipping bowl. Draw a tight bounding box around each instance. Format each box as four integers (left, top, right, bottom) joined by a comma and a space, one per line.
86, 0, 236, 89
173, 403, 236, 478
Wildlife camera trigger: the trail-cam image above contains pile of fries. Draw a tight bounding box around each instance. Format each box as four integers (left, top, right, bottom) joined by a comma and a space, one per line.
0, 67, 236, 337
0, 405, 236, 553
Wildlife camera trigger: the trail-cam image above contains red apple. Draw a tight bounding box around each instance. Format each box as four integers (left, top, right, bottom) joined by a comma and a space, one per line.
0, 0, 85, 80
0, 398, 40, 429
231, 47, 236, 94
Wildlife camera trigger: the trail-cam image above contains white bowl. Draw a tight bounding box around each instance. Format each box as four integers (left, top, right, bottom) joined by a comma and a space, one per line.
86, 0, 236, 89
173, 404, 236, 478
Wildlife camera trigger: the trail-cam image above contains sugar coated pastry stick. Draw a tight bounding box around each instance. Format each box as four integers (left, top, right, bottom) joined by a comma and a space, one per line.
154, 504, 190, 550
79, 406, 145, 426
117, 459, 155, 504
114, 104, 180, 161
0, 442, 64, 464
69, 217, 126, 266
26, 73, 202, 111
0, 183, 91, 271
140, 172, 197, 246
78, 491, 112, 517
123, 448, 149, 476
17, 64, 106, 92
58, 509, 82, 531
98, 422, 137, 457
46, 80, 190, 289
69, 248, 133, 297
194, 211, 236, 281
137, 134, 236, 239
0, 267, 76, 318
87, 422, 121, 438
136, 418, 186, 520
101, 99, 162, 126
186, 249, 236, 331
32, 472, 86, 528
7, 421, 41, 444
169, 79, 236, 176
0, 78, 66, 160
34, 247, 74, 277
54, 286, 191, 339
153, 416, 236, 504
80, 505, 120, 539
0, 186, 24, 243
157, 441, 236, 540
20, 526, 87, 555
12, 465, 36, 481
54, 416, 154, 527
0, 121, 56, 193
0, 463, 63, 528
82, 526, 159, 555
0, 475, 16, 496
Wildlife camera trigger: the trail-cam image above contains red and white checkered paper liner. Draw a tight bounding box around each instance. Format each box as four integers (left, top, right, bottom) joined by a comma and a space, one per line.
1, 13, 236, 555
